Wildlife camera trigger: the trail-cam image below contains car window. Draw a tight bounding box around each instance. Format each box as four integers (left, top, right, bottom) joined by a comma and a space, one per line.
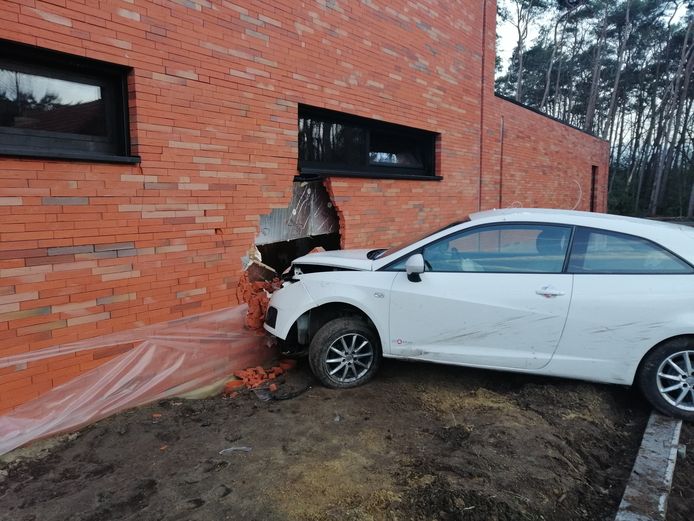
568, 228, 693, 274
421, 224, 572, 273
378, 218, 470, 259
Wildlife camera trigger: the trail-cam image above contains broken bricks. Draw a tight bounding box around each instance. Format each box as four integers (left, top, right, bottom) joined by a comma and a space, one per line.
223, 359, 297, 394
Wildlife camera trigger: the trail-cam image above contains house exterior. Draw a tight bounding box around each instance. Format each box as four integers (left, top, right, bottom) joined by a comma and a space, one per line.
0, 0, 609, 413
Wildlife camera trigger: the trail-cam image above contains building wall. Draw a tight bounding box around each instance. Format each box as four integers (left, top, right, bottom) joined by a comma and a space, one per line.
0, 0, 608, 413
481, 97, 609, 212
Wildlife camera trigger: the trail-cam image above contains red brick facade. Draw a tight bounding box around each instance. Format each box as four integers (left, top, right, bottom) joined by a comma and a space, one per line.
0, 0, 609, 413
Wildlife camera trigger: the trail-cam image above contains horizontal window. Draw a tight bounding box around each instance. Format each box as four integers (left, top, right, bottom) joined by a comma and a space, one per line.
0, 39, 134, 162
298, 105, 437, 179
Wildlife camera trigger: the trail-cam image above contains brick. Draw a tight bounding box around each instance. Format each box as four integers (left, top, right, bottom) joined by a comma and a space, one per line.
94, 242, 135, 252
47, 245, 95, 256
0, 306, 51, 322
0, 248, 47, 260
42, 197, 89, 205
0, 197, 22, 206
96, 293, 136, 305
66, 312, 110, 326
52, 300, 97, 313
176, 287, 206, 299
17, 320, 66, 335
154, 245, 187, 254
0, 292, 39, 305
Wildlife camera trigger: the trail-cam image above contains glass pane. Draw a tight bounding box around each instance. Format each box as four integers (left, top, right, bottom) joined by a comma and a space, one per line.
423, 224, 571, 273
0, 68, 106, 136
569, 229, 692, 274
369, 130, 424, 167
298, 116, 366, 166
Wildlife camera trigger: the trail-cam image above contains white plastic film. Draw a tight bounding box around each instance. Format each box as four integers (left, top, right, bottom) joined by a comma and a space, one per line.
0, 305, 274, 455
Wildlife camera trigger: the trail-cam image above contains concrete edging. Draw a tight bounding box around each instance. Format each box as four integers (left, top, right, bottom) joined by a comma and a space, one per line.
614, 412, 683, 521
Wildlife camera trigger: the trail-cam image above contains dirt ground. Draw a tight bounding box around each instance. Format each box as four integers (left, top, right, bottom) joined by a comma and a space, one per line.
0, 358, 653, 521
668, 422, 693, 521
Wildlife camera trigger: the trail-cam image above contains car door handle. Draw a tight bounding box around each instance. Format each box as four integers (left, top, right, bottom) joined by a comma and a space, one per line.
535, 286, 565, 298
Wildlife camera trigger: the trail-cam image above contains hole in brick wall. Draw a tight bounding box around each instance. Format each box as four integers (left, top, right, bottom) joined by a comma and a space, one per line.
257, 233, 340, 275
253, 180, 341, 275
236, 180, 341, 330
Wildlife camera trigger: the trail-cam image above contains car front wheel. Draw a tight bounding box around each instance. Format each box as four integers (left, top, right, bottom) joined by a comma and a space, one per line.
638, 338, 694, 420
308, 317, 381, 389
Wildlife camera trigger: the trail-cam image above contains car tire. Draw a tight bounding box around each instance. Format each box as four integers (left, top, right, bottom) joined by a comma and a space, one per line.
638, 338, 694, 420
308, 317, 382, 389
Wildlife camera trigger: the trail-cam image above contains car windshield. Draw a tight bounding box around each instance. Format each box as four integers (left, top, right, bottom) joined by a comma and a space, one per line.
377, 217, 470, 258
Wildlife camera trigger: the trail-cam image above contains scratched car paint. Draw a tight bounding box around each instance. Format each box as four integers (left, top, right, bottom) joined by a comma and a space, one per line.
264, 208, 694, 419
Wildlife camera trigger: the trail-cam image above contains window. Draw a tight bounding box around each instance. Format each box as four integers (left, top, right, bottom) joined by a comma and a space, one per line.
568, 228, 693, 274
421, 224, 572, 273
298, 105, 437, 179
0, 40, 136, 162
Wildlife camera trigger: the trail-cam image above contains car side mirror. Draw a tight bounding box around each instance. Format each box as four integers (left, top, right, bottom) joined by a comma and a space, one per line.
405, 253, 425, 282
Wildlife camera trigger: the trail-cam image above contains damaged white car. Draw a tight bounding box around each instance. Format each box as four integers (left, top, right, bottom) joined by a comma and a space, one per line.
264, 208, 694, 419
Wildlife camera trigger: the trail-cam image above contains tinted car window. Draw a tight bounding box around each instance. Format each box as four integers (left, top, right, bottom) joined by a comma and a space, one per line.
422, 224, 572, 273
568, 228, 693, 274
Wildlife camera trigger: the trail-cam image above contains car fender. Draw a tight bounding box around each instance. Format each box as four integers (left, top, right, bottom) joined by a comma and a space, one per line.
300, 275, 394, 355
264, 276, 393, 355
263, 280, 316, 339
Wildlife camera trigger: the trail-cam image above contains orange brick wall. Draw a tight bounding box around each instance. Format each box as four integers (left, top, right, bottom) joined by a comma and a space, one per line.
0, 0, 608, 413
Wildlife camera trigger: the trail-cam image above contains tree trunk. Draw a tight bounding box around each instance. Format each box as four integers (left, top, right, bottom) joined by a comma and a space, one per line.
648, 21, 694, 215
602, 0, 631, 139
584, 5, 608, 133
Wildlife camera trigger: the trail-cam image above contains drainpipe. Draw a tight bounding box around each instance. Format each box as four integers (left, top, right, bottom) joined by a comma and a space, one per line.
478, 0, 488, 211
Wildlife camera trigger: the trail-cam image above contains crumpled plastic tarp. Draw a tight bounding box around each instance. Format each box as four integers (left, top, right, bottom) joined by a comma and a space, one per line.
0, 304, 274, 456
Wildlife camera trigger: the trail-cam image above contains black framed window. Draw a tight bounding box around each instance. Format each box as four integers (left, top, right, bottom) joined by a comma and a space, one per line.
0, 39, 137, 163
298, 105, 438, 180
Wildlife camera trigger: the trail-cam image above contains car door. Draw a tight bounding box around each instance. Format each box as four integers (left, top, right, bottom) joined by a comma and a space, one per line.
550, 226, 694, 384
387, 223, 574, 370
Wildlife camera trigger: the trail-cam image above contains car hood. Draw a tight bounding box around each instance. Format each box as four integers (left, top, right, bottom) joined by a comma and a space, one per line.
291, 249, 375, 271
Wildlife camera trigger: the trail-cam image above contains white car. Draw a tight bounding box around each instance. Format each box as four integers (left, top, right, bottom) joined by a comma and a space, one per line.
264, 209, 694, 419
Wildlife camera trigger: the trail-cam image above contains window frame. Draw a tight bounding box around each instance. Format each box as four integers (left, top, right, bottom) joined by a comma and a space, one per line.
567, 226, 694, 275
0, 39, 138, 164
298, 105, 439, 181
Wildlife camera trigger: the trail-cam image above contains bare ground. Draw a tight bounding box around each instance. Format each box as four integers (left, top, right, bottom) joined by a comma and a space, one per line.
0, 359, 652, 521
668, 422, 693, 521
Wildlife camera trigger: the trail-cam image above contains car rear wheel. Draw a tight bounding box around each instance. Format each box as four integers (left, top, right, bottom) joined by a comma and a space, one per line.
308, 317, 381, 389
638, 338, 694, 420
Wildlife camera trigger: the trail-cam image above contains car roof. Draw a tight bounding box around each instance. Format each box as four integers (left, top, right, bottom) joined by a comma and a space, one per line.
373, 208, 694, 269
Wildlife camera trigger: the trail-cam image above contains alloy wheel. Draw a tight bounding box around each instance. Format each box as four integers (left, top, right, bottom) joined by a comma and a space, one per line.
324, 333, 375, 384
656, 350, 694, 411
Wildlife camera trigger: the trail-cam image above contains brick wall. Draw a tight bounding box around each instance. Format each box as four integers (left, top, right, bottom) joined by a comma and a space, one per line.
481, 97, 609, 211
0, 0, 608, 413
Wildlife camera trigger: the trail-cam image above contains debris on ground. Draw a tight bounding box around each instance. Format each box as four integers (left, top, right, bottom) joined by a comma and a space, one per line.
0, 360, 651, 521
224, 359, 297, 392
219, 446, 252, 455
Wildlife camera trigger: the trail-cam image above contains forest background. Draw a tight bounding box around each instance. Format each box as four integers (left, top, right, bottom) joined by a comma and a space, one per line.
496, 0, 694, 217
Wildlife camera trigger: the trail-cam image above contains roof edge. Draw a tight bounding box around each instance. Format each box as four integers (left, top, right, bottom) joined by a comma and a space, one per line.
494, 93, 608, 143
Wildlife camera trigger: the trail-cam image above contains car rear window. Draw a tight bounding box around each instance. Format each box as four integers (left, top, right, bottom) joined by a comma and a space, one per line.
568, 228, 693, 274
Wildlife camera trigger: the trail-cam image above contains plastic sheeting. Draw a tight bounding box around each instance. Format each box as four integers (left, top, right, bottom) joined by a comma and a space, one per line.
0, 305, 275, 456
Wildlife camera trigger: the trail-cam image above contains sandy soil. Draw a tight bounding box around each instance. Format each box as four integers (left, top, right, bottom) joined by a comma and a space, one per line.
0, 359, 651, 521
